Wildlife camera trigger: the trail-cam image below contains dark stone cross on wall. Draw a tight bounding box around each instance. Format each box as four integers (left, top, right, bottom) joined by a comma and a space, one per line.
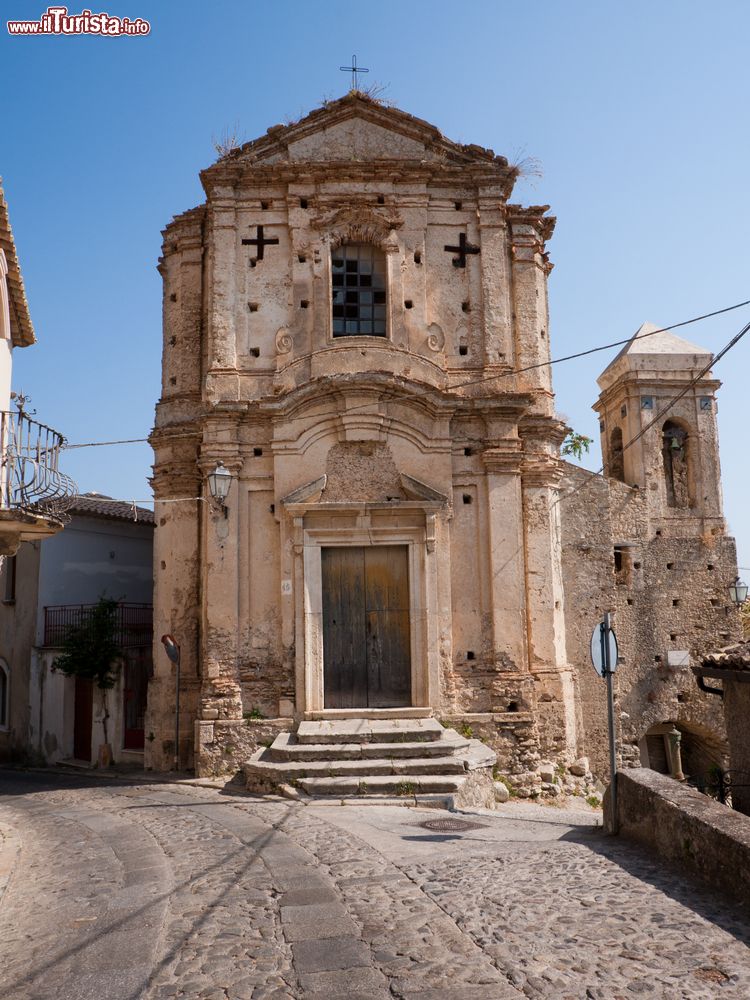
444, 231, 481, 268
242, 225, 279, 264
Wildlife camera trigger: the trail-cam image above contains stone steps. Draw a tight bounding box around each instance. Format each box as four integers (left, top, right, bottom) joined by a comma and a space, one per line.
267, 731, 471, 762
246, 753, 467, 781
295, 718, 444, 744
244, 717, 497, 806
296, 774, 466, 797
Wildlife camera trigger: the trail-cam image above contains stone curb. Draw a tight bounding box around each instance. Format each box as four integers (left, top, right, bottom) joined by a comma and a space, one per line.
0, 762, 241, 788
0, 820, 21, 907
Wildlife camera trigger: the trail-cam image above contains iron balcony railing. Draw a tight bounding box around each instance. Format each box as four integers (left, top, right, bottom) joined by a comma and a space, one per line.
43, 603, 154, 649
0, 408, 76, 519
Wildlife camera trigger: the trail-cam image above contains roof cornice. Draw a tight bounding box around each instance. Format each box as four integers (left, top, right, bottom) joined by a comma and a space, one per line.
0, 182, 35, 348
200, 93, 516, 193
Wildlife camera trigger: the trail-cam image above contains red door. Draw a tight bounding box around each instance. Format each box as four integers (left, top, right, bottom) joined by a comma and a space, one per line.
123, 654, 148, 751
73, 676, 93, 761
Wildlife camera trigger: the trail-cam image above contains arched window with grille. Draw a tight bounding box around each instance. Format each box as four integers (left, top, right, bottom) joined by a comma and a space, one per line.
609, 427, 625, 482
331, 244, 387, 337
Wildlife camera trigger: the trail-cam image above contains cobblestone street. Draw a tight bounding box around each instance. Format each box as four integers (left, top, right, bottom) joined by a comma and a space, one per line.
0, 770, 747, 999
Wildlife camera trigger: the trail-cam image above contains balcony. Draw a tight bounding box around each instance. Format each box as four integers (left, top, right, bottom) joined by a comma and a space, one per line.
0, 406, 77, 552
43, 602, 154, 649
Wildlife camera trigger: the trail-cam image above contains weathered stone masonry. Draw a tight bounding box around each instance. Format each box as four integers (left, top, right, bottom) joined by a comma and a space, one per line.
146, 95, 741, 789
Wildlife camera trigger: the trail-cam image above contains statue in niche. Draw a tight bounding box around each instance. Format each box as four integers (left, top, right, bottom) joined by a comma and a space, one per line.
662, 422, 690, 508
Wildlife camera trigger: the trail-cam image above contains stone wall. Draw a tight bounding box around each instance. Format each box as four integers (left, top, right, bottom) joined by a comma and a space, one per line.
194, 717, 294, 778
560, 465, 621, 777
151, 94, 740, 788
153, 95, 580, 776
561, 463, 738, 782
605, 768, 750, 907
723, 678, 750, 815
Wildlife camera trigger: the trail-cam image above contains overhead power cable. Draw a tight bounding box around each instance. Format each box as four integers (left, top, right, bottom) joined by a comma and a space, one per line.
60, 299, 750, 523
63, 437, 148, 450
620, 318, 750, 456
449, 297, 750, 392
553, 316, 750, 510
60, 298, 750, 451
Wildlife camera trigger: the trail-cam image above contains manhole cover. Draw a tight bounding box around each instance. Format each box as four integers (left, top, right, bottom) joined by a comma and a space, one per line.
418, 817, 486, 833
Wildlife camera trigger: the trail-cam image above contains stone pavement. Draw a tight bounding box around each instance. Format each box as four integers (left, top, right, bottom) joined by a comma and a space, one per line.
0, 770, 747, 999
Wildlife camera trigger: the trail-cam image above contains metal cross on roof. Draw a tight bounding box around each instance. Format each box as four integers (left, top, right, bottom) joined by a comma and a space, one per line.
340, 54, 369, 90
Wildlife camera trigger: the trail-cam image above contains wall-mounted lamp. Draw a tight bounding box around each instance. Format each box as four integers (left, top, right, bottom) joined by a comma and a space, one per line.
729, 576, 748, 608
207, 462, 233, 516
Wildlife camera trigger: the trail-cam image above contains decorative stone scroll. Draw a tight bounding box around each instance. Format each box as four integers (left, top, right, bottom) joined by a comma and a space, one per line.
426, 323, 445, 352
275, 327, 293, 355
314, 205, 403, 255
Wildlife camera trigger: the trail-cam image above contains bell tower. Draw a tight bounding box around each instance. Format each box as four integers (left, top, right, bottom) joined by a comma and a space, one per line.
594, 322, 725, 533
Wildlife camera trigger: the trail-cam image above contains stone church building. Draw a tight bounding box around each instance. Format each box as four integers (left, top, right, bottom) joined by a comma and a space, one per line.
146, 94, 741, 797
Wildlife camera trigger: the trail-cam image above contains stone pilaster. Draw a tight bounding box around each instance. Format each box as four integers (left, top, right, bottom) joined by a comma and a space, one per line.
520, 440, 579, 760
146, 429, 202, 771
478, 192, 512, 368
508, 206, 555, 402
482, 440, 527, 671
199, 442, 244, 722
207, 193, 239, 373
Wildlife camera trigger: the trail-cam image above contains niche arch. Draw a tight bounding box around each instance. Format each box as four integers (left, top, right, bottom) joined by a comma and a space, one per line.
662, 419, 693, 508
608, 426, 625, 482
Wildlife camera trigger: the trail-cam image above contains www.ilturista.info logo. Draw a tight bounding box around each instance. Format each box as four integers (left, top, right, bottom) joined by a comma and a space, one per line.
7, 6, 150, 35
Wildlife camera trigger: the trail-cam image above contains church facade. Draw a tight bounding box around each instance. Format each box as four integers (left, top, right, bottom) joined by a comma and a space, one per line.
146, 94, 740, 794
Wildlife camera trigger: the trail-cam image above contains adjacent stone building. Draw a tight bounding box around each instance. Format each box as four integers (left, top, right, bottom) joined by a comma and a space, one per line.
0, 182, 73, 555
147, 94, 741, 793
564, 325, 740, 782
692, 641, 750, 815
0, 495, 154, 766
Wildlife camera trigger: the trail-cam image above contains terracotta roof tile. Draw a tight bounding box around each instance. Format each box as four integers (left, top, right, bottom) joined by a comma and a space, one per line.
701, 641, 750, 671
69, 493, 154, 525
0, 181, 35, 347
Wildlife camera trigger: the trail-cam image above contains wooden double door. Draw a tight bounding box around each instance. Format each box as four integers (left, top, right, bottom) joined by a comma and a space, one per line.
322, 545, 411, 709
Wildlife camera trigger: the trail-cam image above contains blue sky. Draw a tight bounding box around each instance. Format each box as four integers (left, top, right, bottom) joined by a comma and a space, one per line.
2, 0, 749, 569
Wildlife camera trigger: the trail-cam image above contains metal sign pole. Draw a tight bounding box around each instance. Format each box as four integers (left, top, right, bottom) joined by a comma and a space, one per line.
161, 635, 181, 773
602, 612, 618, 833
174, 652, 180, 772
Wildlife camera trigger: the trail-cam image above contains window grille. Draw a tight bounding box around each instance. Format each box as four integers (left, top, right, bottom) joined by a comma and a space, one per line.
331, 244, 387, 337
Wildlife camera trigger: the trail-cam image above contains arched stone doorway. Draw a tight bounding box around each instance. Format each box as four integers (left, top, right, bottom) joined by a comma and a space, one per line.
638, 719, 728, 782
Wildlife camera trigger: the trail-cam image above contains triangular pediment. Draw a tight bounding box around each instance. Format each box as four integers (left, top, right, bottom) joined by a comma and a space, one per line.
281, 472, 448, 508
204, 93, 510, 174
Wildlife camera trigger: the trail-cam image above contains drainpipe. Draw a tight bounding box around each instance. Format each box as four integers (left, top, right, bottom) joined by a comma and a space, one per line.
696, 674, 723, 699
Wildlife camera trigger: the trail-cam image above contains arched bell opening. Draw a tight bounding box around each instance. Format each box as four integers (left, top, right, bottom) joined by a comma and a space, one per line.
662, 419, 694, 509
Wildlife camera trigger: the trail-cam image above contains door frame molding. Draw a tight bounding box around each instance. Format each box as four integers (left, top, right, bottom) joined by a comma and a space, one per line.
285, 500, 446, 718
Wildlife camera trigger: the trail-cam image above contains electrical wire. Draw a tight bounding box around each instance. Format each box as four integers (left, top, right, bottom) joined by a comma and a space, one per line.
60, 300, 750, 520
63, 437, 148, 450
72, 495, 203, 506
450, 297, 750, 391
621, 318, 750, 456
553, 316, 750, 510
60, 297, 750, 451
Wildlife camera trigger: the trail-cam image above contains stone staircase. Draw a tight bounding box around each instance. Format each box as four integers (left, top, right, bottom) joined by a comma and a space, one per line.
244, 717, 498, 808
